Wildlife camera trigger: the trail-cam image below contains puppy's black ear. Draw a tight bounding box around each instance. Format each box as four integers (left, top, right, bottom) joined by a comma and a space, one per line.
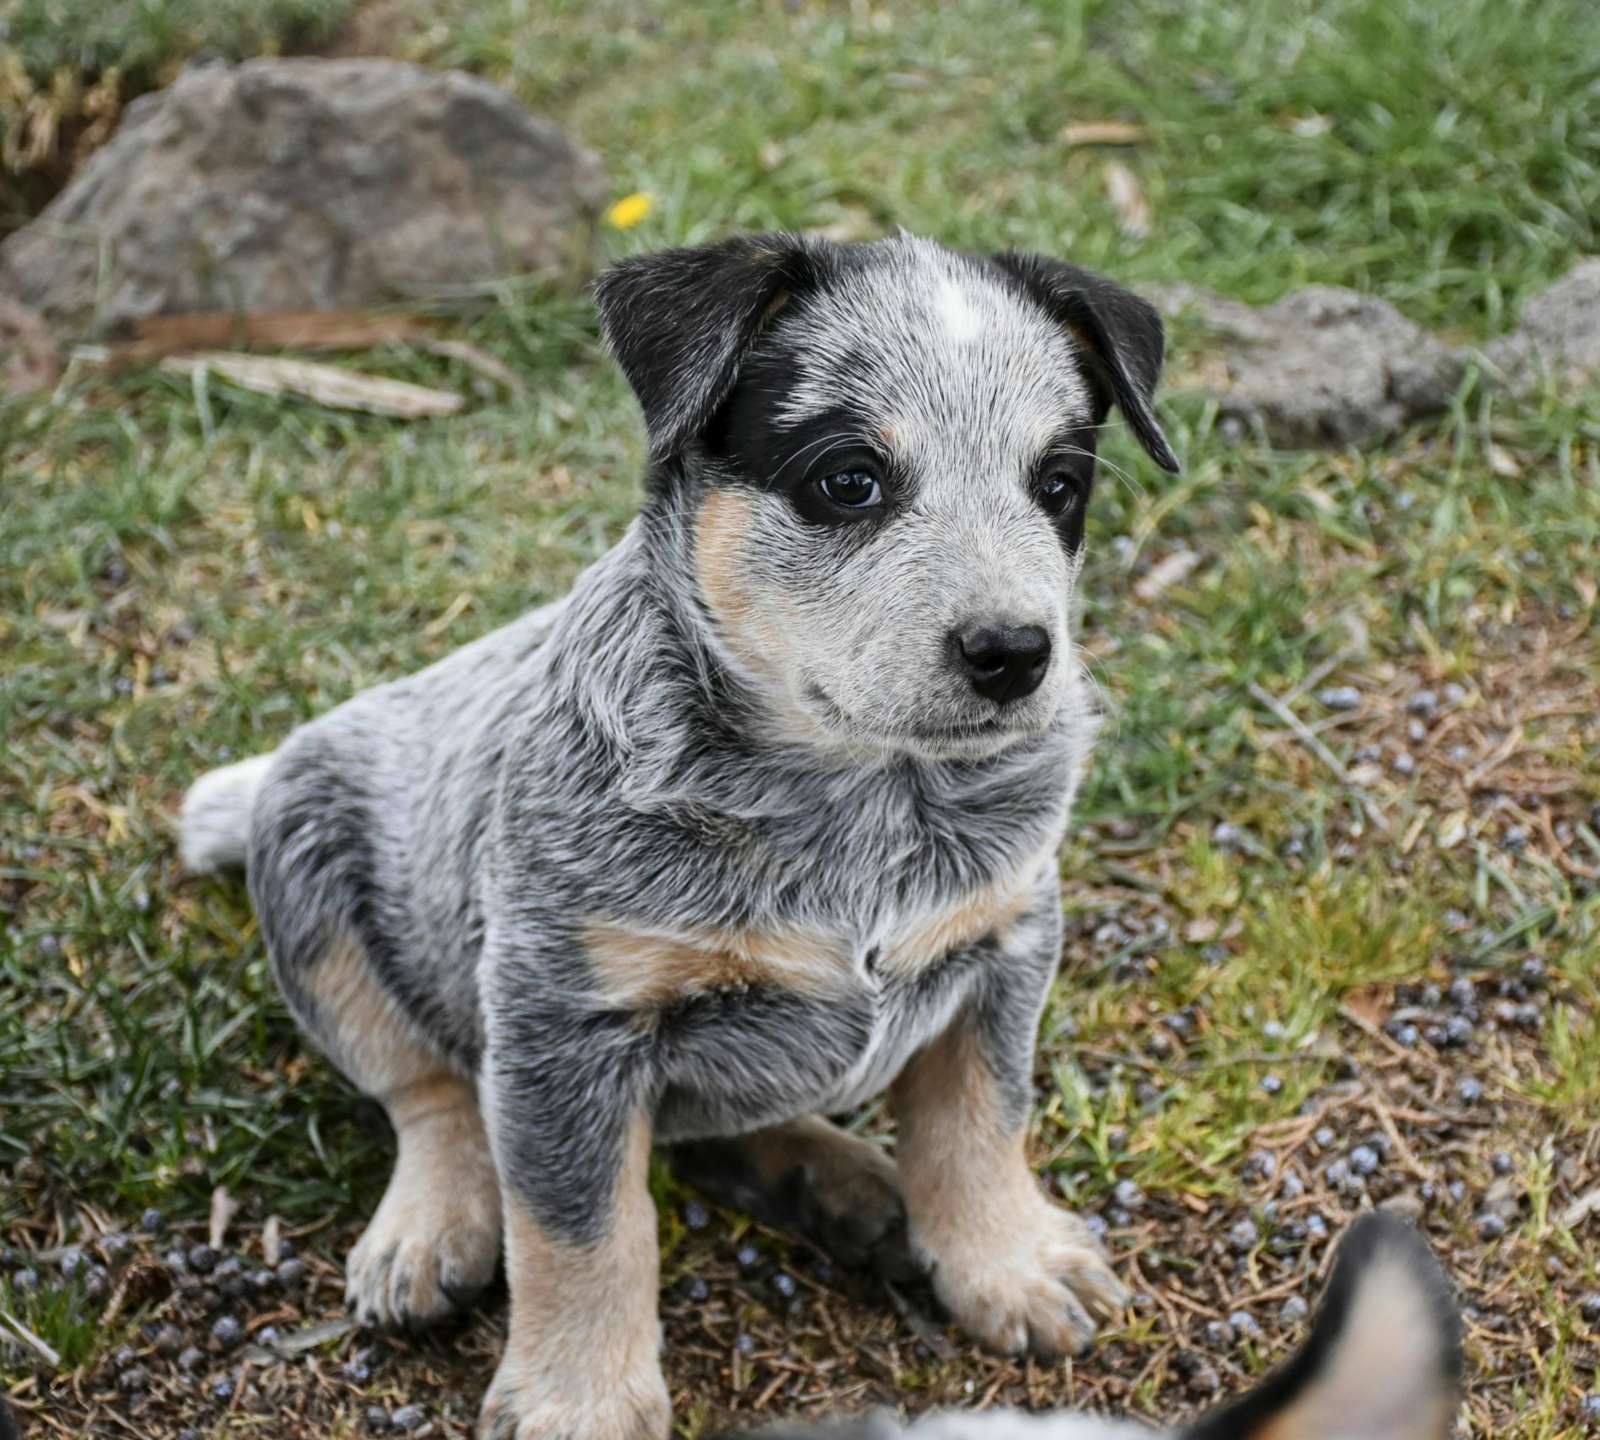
595, 233, 827, 465
991, 251, 1180, 473
1184, 1213, 1460, 1440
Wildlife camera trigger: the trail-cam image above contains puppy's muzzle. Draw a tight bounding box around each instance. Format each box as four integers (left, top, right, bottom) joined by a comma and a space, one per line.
952, 621, 1051, 704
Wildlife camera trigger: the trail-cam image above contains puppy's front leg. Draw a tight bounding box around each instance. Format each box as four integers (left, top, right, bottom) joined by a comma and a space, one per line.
478, 1004, 669, 1440
892, 877, 1128, 1359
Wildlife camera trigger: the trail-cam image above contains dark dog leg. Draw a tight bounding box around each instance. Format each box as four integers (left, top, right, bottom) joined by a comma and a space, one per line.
672, 1116, 913, 1276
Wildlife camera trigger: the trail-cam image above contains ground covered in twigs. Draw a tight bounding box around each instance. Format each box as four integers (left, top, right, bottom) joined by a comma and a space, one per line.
4, 0, 1600, 1437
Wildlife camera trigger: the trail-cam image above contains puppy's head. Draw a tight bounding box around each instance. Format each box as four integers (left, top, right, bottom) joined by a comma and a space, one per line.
716, 1213, 1461, 1440
597, 233, 1177, 762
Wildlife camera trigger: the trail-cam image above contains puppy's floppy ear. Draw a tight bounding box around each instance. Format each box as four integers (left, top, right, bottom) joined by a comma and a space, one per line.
1184, 1213, 1461, 1440
991, 251, 1180, 474
595, 232, 828, 465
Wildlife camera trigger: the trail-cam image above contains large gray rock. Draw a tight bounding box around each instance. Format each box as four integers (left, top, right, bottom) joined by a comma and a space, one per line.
1483, 259, 1600, 395
1147, 282, 1467, 448
0, 59, 608, 334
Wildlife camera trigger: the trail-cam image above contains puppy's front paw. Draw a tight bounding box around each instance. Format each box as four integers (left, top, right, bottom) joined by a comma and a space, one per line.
477, 1351, 670, 1440
922, 1200, 1128, 1359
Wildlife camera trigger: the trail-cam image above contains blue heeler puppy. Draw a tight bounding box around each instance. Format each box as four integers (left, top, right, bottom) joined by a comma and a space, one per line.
180, 231, 1181, 1440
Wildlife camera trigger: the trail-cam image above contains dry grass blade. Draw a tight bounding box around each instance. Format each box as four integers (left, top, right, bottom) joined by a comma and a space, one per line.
1060, 121, 1148, 147
209, 1185, 239, 1251
108, 309, 439, 366
1104, 160, 1152, 239
161, 352, 465, 418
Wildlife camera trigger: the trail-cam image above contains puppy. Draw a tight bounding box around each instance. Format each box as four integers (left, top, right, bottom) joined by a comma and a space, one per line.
180, 231, 1180, 1440
720, 1213, 1462, 1440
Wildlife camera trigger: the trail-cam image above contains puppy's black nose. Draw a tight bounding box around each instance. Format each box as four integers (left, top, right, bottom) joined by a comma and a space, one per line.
952, 622, 1052, 704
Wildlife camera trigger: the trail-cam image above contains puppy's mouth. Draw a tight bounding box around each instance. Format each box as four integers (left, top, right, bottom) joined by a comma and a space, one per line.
800, 683, 1031, 757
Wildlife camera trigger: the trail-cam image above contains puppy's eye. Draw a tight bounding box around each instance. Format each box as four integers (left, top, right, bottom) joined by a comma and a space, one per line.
1036, 470, 1089, 518
817, 468, 883, 510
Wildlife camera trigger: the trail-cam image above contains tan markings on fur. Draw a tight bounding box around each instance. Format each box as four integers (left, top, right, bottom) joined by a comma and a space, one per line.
893, 1015, 1038, 1249
306, 935, 502, 1327
482, 1113, 669, 1437
878, 877, 1034, 979
695, 488, 760, 650
893, 1012, 1128, 1356
584, 920, 847, 1010
299, 931, 461, 1101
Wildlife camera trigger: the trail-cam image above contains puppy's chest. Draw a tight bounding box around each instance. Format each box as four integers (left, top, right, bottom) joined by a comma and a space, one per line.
583, 864, 1037, 1015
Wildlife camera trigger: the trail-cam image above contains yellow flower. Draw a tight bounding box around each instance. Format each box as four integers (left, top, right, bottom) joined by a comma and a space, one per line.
605, 192, 654, 230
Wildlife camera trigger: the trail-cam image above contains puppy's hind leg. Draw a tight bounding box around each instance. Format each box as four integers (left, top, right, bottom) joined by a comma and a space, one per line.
294, 935, 502, 1330
672, 1117, 913, 1278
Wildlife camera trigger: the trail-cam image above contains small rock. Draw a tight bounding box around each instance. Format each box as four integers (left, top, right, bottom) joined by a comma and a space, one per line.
1113, 1179, 1145, 1211
188, 1244, 218, 1274
1243, 1150, 1277, 1182
1227, 1217, 1259, 1252
1349, 1145, 1381, 1177
1317, 686, 1362, 712
1279, 1295, 1310, 1326
1229, 1310, 1263, 1340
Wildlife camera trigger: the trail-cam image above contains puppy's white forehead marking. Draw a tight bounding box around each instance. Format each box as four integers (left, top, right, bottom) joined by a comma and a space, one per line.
935, 272, 981, 344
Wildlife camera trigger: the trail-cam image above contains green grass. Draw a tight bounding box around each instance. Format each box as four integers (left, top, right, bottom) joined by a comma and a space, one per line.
3, 0, 1600, 1429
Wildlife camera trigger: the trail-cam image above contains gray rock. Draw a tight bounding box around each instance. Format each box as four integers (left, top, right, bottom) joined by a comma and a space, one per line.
1146, 282, 1466, 448
1485, 259, 1600, 395
0, 59, 607, 334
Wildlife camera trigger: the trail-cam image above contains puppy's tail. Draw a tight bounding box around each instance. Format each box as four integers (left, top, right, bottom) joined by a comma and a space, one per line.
179, 753, 274, 874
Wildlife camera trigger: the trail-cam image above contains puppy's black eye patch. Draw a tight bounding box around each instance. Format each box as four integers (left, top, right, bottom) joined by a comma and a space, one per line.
1034, 429, 1098, 550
